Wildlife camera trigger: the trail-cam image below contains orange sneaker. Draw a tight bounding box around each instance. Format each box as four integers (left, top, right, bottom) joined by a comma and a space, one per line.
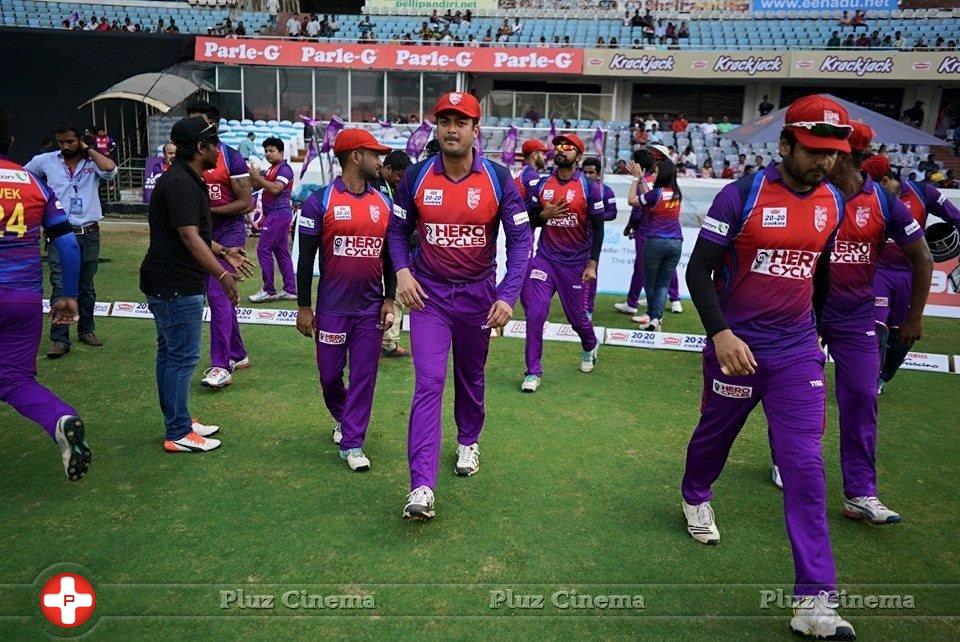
164, 431, 221, 453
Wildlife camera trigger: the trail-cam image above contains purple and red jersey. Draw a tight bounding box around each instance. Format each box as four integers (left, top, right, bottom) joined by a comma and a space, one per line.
95, 135, 116, 157
202, 143, 249, 238
598, 182, 618, 221
824, 175, 923, 325
298, 177, 392, 316
699, 164, 844, 355
528, 169, 604, 266
515, 163, 542, 200
637, 187, 682, 239
389, 151, 532, 306
877, 180, 960, 272
260, 161, 294, 216
0, 158, 69, 293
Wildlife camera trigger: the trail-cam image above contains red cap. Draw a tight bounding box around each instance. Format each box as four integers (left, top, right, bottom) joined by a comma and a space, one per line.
552, 133, 585, 154
433, 92, 481, 119
332, 129, 392, 155
784, 95, 853, 153
521, 139, 549, 155
847, 121, 874, 154
861, 154, 891, 181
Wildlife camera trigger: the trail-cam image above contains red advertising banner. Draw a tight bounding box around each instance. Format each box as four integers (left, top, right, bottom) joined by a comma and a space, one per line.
195, 37, 583, 75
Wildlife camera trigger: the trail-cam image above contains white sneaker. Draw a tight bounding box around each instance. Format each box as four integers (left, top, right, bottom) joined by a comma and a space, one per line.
201, 367, 232, 388
521, 374, 541, 393
580, 345, 598, 373
332, 421, 342, 445
631, 313, 651, 325
683, 500, 720, 545
843, 496, 901, 524
340, 447, 371, 471
643, 318, 662, 332
403, 485, 435, 520
877, 379, 884, 395
671, 300, 683, 314
229, 356, 251, 371
455, 443, 480, 476
772, 464, 783, 490
586, 310, 593, 321
248, 290, 277, 303
54, 416, 91, 481
165, 431, 221, 453
277, 291, 298, 301
614, 301, 638, 315
191, 418, 220, 437
790, 591, 856, 640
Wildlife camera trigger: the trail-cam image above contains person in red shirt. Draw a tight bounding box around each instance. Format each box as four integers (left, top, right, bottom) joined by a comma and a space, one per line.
720, 160, 734, 179
670, 113, 689, 133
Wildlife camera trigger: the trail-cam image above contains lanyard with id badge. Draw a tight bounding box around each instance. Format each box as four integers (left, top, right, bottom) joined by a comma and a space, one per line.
61, 155, 90, 219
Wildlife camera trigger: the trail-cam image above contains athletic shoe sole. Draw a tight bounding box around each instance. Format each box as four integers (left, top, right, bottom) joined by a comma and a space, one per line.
842, 507, 901, 525
455, 464, 478, 477
789, 619, 856, 640
200, 379, 232, 389
686, 529, 719, 545
61, 417, 92, 481
403, 507, 435, 520
164, 441, 222, 453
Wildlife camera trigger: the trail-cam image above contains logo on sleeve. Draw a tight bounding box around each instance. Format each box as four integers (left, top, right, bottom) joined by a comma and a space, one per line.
592, 200, 604, 211
875, 296, 889, 307
904, 220, 921, 235
702, 216, 730, 236
334, 205, 352, 221
0, 169, 31, 183
423, 189, 444, 206
467, 187, 481, 210
855, 205, 871, 228
713, 380, 753, 398
513, 211, 529, 225
814, 205, 828, 233
751, 248, 820, 279
393, 204, 407, 220
369, 205, 381, 223
297, 215, 315, 229
762, 207, 787, 227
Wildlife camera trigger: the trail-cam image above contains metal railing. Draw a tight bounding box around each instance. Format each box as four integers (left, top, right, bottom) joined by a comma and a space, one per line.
103, 157, 147, 205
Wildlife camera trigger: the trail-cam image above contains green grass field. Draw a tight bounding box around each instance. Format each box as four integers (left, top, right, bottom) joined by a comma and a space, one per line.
1, 222, 958, 640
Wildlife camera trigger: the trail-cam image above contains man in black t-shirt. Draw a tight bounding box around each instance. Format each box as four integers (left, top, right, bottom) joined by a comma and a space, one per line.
140, 116, 252, 454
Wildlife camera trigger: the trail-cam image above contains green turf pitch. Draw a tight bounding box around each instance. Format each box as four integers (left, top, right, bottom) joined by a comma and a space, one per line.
1, 225, 958, 640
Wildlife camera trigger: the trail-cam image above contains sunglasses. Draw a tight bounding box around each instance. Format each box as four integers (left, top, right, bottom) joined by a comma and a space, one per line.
554, 143, 578, 152
786, 121, 852, 140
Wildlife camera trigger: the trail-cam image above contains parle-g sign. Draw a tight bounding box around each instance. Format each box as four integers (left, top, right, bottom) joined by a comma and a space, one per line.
195, 37, 582, 74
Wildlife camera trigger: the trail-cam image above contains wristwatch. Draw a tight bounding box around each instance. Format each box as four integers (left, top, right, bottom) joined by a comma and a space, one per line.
218, 247, 228, 258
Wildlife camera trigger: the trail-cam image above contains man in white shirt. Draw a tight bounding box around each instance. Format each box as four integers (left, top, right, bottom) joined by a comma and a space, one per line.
306, 15, 320, 37
266, 0, 279, 26
700, 116, 717, 136
644, 114, 658, 131
648, 122, 663, 143
286, 15, 301, 37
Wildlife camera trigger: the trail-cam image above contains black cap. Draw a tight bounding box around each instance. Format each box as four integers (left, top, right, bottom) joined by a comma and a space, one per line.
170, 116, 217, 149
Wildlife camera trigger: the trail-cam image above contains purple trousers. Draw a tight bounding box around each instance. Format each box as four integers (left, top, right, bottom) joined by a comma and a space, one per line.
520, 254, 598, 377
823, 322, 879, 499
627, 234, 679, 307
257, 211, 297, 296
314, 312, 383, 450
0, 289, 77, 440
206, 226, 248, 370
873, 267, 911, 327
682, 343, 836, 597
408, 272, 493, 490
585, 269, 599, 314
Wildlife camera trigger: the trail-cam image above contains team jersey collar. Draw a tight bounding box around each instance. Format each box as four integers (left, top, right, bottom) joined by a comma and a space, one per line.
859, 172, 876, 194
333, 175, 373, 197
432, 149, 484, 176
762, 163, 785, 183
551, 168, 582, 184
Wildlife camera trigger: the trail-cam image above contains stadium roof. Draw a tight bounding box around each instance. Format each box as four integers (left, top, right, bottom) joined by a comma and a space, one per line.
728, 94, 946, 147
80, 72, 203, 113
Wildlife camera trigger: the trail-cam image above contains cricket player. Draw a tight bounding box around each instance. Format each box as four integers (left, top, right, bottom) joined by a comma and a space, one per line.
520, 133, 604, 392
186, 101, 253, 390
681, 95, 855, 639
581, 156, 618, 318
388, 91, 532, 519
770, 124, 932, 528
248, 137, 298, 303
374, 150, 413, 358
0, 108, 91, 480
864, 154, 960, 393
515, 139, 549, 199
296, 129, 396, 472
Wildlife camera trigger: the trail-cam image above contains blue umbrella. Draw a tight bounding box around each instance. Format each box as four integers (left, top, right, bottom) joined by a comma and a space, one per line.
727, 94, 946, 147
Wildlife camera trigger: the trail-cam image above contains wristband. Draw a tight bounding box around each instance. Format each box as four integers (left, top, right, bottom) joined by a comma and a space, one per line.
217, 271, 228, 282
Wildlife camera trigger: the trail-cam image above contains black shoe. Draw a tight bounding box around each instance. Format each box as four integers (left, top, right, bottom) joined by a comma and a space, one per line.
47, 342, 70, 359
55, 416, 92, 481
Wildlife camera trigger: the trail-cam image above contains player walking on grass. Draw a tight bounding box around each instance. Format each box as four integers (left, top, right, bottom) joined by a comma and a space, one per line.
520, 133, 604, 392
248, 137, 297, 304
185, 101, 253, 391
580, 156, 618, 319
0, 108, 91, 479
295, 129, 396, 472
389, 92, 532, 519
863, 154, 960, 394
770, 124, 933, 528
681, 96, 856, 639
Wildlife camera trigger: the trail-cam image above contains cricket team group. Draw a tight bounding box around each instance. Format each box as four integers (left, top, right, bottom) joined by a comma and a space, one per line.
2, 88, 959, 639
